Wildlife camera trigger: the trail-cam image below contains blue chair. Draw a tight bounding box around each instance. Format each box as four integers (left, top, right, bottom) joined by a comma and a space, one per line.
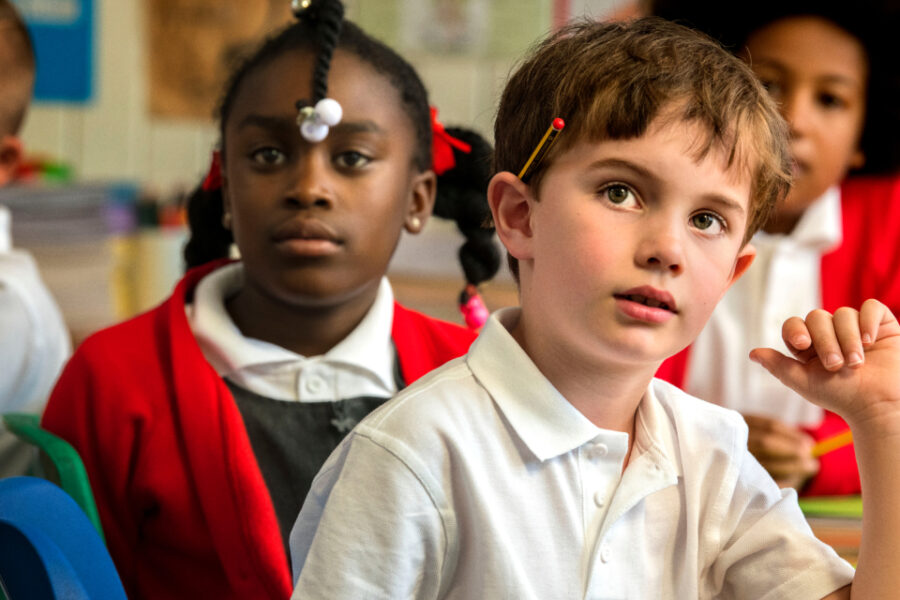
0, 477, 126, 600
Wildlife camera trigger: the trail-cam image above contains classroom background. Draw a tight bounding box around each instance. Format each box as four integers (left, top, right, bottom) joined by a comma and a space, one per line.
5, 0, 634, 347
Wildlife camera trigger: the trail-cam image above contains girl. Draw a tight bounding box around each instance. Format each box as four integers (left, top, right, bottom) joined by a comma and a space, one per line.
651, 0, 900, 495
41, 1, 498, 598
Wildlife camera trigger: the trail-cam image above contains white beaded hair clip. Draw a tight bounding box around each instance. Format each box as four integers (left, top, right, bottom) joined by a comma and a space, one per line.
296, 98, 343, 143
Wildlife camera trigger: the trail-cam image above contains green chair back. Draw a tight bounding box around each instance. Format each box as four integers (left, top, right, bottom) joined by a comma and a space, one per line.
1, 413, 104, 542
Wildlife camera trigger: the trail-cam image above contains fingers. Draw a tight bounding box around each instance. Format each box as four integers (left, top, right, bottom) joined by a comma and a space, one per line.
859, 298, 895, 344
743, 414, 818, 489
783, 308, 865, 371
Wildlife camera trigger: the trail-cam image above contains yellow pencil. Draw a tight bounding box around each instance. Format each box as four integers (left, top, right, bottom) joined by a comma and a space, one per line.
517, 117, 566, 181
811, 430, 853, 458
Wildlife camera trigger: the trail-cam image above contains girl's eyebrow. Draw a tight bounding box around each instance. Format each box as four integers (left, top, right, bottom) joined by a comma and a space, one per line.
235, 115, 384, 135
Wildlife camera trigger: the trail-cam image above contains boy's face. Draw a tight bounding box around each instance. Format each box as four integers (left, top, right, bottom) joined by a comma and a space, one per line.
744, 16, 867, 233
496, 116, 755, 371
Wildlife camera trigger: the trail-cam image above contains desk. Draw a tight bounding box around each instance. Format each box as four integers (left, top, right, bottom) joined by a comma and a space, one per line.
799, 496, 862, 566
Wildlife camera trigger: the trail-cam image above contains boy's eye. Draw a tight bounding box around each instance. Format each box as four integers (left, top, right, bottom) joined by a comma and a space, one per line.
335, 151, 371, 169
602, 184, 637, 206
251, 147, 286, 165
690, 212, 726, 235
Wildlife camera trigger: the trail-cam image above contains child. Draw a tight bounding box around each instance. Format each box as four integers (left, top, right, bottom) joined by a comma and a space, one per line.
0, 0, 71, 477
289, 18, 900, 598
651, 0, 900, 495
41, 1, 497, 598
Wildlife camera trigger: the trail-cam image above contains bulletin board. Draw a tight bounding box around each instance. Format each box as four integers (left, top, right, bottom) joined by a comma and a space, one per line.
145, 0, 293, 120
13, 0, 94, 103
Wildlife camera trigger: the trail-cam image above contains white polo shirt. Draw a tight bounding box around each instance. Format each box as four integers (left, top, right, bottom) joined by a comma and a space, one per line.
186, 262, 397, 402
687, 187, 841, 426
290, 308, 853, 599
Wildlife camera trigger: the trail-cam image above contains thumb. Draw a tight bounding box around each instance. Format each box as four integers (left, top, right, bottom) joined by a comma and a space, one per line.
750, 348, 811, 396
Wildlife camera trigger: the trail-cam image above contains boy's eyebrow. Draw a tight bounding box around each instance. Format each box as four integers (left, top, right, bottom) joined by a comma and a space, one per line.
588, 157, 746, 216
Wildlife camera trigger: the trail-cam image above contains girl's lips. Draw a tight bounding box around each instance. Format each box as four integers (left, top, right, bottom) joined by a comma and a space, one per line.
272, 219, 343, 257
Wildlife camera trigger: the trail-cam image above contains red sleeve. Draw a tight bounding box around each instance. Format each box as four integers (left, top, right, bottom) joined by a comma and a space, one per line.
41, 334, 150, 594
391, 303, 477, 384
800, 411, 860, 497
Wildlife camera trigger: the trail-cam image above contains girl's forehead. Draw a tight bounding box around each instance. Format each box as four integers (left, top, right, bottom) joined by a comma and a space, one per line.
229, 49, 406, 125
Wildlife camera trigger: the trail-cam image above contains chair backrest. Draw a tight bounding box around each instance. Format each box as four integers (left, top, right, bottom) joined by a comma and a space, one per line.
1, 413, 104, 540
0, 477, 126, 600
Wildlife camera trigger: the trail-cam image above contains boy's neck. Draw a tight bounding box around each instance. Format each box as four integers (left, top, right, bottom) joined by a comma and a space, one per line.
509, 312, 655, 434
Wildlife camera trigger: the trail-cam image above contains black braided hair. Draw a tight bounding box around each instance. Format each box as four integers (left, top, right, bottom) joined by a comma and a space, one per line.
183, 184, 232, 269
433, 127, 501, 288
293, 0, 345, 105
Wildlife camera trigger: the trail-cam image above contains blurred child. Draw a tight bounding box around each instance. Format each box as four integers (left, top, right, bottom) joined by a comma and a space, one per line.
289, 18, 900, 598
0, 0, 71, 476
41, 1, 497, 598
651, 0, 900, 495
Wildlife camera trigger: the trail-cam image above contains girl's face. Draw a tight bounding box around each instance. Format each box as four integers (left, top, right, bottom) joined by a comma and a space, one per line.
744, 16, 867, 233
221, 49, 434, 309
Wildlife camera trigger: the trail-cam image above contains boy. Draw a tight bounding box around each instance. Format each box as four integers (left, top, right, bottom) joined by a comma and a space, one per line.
0, 0, 71, 475
289, 18, 899, 598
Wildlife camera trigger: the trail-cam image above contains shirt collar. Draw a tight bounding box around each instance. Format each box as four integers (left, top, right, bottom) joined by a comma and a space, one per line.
467, 308, 622, 461
188, 262, 396, 389
0, 206, 11, 252
754, 185, 842, 251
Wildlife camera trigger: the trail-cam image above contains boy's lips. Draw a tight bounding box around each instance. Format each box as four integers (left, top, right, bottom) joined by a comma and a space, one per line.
272, 219, 342, 256
614, 285, 678, 323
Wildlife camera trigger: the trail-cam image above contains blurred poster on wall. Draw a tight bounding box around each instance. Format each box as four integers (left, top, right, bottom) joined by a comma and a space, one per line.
13, 0, 94, 103
145, 0, 293, 120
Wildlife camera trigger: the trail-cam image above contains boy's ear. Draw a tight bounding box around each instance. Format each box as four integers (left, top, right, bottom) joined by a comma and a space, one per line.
727, 242, 757, 289
488, 171, 534, 262
404, 170, 436, 234
0, 136, 24, 186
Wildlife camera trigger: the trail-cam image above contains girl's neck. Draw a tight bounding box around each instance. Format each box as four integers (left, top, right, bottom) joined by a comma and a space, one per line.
225, 278, 382, 358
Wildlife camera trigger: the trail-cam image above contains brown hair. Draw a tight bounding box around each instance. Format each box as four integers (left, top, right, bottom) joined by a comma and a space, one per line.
0, 0, 36, 136
494, 17, 791, 278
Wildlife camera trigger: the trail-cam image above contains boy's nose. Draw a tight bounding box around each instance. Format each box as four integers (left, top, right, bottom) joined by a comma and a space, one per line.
287, 152, 336, 209
635, 229, 684, 275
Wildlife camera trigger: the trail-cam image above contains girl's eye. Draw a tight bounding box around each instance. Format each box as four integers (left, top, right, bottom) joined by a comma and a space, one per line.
690, 212, 726, 235
818, 92, 847, 110
602, 184, 638, 207
251, 147, 286, 166
335, 151, 371, 169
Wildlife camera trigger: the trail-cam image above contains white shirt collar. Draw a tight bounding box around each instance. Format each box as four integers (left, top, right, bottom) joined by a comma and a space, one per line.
0, 206, 11, 253
754, 185, 842, 251
188, 262, 396, 392
468, 307, 679, 477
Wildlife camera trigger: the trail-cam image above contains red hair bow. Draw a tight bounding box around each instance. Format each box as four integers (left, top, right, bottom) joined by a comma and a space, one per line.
202, 150, 222, 191
431, 107, 471, 175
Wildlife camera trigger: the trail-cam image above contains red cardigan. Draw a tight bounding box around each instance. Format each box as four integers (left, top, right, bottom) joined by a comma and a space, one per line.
42, 261, 476, 600
657, 175, 900, 496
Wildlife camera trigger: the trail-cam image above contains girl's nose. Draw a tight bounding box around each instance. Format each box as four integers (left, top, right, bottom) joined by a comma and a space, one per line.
780, 90, 812, 139
287, 152, 335, 209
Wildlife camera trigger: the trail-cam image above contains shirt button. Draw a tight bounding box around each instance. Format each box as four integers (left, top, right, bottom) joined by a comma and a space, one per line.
304, 377, 324, 394
593, 490, 605, 507
600, 544, 612, 563
593, 443, 608, 458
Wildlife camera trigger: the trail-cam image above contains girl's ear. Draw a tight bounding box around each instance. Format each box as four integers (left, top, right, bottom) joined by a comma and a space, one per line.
220, 159, 233, 231
404, 169, 436, 234
488, 171, 535, 263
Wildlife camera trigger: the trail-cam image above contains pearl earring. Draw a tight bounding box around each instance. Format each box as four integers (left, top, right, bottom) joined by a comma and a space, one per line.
410, 216, 422, 230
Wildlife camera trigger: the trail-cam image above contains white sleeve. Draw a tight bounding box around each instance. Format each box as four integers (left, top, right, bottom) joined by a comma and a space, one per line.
290, 428, 454, 600
710, 449, 855, 599
0, 249, 70, 414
